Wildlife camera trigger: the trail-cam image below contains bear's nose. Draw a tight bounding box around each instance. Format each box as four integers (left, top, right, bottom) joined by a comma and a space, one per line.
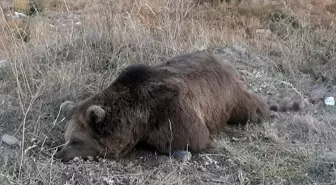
54, 150, 63, 159
53, 144, 64, 158
56, 145, 62, 152
54, 150, 73, 162
54, 149, 71, 162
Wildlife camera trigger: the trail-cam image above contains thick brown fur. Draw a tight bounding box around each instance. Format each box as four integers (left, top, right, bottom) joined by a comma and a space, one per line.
55, 51, 271, 161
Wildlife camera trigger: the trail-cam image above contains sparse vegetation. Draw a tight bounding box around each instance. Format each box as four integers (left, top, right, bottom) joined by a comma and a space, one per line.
1, 0, 336, 184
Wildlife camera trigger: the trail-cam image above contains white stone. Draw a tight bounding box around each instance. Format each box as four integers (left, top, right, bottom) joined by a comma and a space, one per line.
1, 134, 21, 146
14, 12, 27, 18
324, 97, 335, 106
255, 29, 272, 37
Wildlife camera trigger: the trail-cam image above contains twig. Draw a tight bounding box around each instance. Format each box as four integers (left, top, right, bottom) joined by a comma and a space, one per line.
63, 0, 70, 12
18, 82, 45, 181
280, 80, 304, 98
45, 103, 67, 136
18, 92, 38, 180
49, 150, 57, 185
168, 119, 173, 157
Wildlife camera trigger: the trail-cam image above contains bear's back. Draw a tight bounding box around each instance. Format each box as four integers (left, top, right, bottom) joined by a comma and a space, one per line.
153, 52, 242, 132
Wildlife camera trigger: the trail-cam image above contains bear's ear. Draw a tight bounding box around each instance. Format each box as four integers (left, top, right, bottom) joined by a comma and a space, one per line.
86, 105, 106, 123
61, 101, 76, 119
149, 83, 179, 102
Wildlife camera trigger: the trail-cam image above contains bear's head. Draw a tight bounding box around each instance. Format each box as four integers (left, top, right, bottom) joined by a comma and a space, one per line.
55, 64, 179, 161
54, 100, 107, 161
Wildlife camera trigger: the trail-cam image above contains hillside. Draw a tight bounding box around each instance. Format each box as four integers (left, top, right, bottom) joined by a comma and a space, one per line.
1, 0, 336, 184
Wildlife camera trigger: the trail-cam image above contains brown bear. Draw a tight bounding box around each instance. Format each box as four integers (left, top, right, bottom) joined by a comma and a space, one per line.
54, 51, 271, 161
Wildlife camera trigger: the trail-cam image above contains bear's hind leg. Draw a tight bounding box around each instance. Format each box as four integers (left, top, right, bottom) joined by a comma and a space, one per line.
146, 110, 211, 156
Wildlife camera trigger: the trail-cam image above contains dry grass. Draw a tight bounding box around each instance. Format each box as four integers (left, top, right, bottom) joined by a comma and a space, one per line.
1, 0, 336, 184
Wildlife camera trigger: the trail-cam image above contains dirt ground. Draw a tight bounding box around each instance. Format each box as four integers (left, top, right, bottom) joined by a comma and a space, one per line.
1, 0, 336, 184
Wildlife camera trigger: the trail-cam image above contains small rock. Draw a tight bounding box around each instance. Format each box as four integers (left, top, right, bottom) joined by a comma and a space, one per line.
324, 97, 335, 106
14, 12, 27, 18
0, 60, 10, 80
0, 60, 10, 73
1, 134, 21, 146
0, 60, 9, 68
172, 150, 192, 161
232, 137, 247, 142
255, 29, 272, 37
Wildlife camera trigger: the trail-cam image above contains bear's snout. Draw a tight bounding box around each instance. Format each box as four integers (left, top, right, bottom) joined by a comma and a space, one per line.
54, 147, 81, 162
54, 149, 68, 161
54, 145, 78, 161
